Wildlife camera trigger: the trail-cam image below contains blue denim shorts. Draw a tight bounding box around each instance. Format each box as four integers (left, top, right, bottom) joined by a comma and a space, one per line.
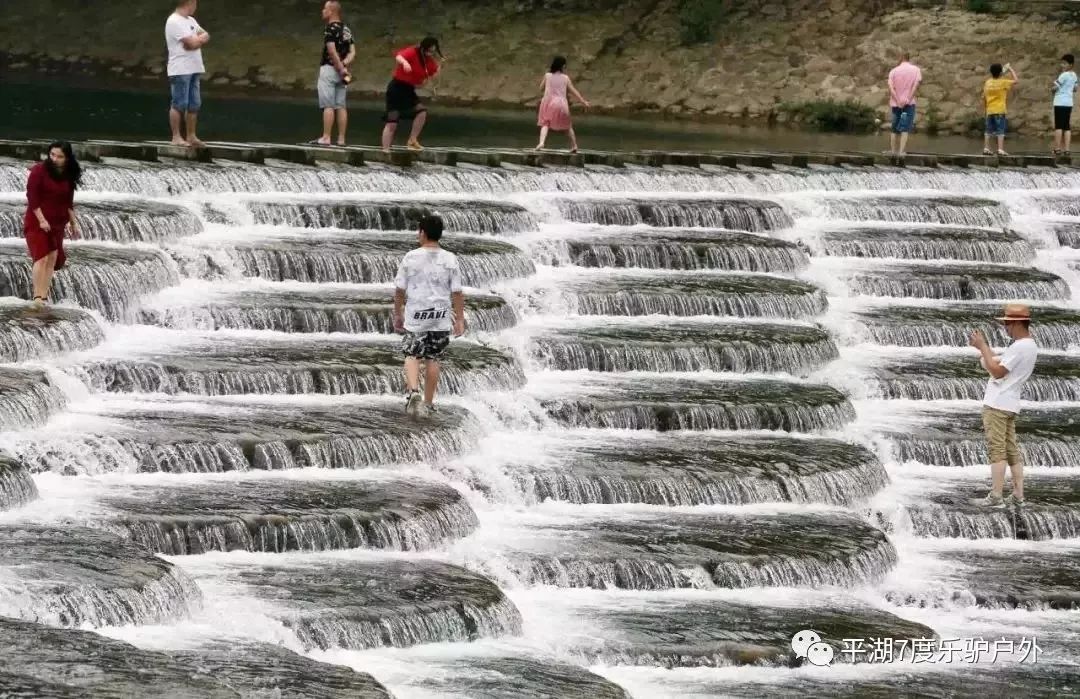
985, 114, 1007, 136
169, 73, 202, 112
891, 105, 916, 134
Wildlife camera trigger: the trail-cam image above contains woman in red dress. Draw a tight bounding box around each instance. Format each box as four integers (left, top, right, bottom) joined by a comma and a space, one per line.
25, 141, 82, 307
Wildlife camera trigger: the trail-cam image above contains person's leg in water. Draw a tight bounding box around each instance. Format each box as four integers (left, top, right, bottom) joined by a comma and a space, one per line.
1006, 414, 1024, 503
977, 407, 1009, 506
404, 354, 423, 415
335, 107, 348, 145
31, 250, 58, 305
424, 359, 440, 406
568, 127, 579, 153
407, 110, 428, 150
536, 125, 550, 150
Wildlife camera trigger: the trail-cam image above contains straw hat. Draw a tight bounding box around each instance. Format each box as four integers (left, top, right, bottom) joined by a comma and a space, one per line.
995, 303, 1032, 322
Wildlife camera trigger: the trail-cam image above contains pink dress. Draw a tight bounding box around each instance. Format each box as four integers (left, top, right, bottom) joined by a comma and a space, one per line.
538, 72, 572, 131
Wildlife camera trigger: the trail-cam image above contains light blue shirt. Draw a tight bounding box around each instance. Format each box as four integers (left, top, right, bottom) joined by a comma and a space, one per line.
1054, 70, 1077, 107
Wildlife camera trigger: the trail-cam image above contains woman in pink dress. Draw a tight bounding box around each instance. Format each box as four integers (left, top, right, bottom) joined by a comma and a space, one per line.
536, 56, 590, 152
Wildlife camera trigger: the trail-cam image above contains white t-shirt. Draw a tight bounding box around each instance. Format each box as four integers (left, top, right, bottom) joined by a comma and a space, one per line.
165, 12, 205, 77
982, 337, 1038, 414
394, 247, 462, 332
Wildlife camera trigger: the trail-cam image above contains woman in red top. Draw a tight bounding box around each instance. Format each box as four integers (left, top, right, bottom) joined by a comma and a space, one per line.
25, 141, 82, 307
381, 36, 442, 152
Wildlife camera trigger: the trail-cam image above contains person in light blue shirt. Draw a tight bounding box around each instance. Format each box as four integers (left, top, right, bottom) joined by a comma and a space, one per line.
1052, 53, 1077, 156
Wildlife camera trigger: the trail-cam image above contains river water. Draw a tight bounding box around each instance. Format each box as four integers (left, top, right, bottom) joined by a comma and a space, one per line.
0, 78, 1053, 154
0, 150, 1079, 696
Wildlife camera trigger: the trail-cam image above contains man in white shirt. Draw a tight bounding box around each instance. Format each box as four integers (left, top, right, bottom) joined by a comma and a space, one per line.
165, 0, 210, 146
393, 215, 466, 418
969, 303, 1038, 508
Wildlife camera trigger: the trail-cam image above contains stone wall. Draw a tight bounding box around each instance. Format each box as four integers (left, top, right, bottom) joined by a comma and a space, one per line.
2, 0, 1077, 133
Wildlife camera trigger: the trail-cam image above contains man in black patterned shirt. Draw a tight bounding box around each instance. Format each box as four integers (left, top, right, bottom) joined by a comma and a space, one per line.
315, 1, 355, 146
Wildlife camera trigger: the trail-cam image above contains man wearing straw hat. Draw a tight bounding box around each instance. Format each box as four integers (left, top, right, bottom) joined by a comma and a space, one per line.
969, 303, 1038, 508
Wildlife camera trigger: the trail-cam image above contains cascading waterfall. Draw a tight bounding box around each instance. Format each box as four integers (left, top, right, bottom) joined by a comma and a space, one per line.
0, 148, 1078, 696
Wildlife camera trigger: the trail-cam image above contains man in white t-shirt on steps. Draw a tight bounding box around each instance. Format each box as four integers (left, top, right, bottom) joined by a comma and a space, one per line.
969, 303, 1038, 508
165, 0, 210, 146
394, 215, 465, 418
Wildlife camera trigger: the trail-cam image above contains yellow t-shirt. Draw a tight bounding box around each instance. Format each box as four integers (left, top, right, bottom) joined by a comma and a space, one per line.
984, 78, 1016, 115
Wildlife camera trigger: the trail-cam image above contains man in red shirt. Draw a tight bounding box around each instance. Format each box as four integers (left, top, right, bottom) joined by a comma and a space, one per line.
381, 36, 442, 152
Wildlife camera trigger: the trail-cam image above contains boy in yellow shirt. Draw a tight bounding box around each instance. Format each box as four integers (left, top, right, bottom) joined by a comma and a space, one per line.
983, 62, 1019, 156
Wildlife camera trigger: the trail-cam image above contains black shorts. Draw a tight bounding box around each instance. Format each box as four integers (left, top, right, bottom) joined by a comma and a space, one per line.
401, 331, 450, 359
1054, 106, 1073, 131
384, 79, 425, 122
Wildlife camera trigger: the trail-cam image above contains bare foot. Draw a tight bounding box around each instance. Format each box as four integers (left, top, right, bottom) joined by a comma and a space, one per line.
187, 138, 206, 148
170, 138, 188, 146
336, 141, 346, 147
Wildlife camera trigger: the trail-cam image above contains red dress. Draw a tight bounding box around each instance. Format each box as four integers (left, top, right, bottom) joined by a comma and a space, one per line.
24, 162, 74, 270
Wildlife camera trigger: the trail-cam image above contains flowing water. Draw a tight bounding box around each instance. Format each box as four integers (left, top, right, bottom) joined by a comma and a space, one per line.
1, 154, 1079, 696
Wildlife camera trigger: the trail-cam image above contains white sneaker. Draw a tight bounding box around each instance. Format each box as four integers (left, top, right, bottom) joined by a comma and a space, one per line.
971, 493, 1005, 508
405, 390, 422, 416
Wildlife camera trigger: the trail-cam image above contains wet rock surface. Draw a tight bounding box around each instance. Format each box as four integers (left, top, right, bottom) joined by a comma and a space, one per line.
12, 395, 479, 474
0, 454, 37, 511
0, 241, 179, 320
196, 557, 523, 651
0, 303, 104, 362
101, 476, 479, 554
174, 229, 535, 285
0, 199, 202, 244
75, 332, 525, 396
470, 509, 896, 590
557, 227, 807, 272
539, 374, 855, 432
244, 198, 537, 234
0, 524, 200, 627
509, 431, 887, 506
548, 593, 936, 668
0, 367, 67, 430
844, 262, 1069, 301
530, 320, 837, 375
854, 302, 1080, 350
818, 224, 1032, 264
142, 284, 517, 334
902, 476, 1080, 540
561, 270, 827, 318
0, 617, 392, 698
553, 197, 793, 231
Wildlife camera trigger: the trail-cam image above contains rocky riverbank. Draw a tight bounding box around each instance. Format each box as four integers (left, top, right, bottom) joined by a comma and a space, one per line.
2, 0, 1077, 134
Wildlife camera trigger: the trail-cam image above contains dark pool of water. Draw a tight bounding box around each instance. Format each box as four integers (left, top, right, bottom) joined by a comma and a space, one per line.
0, 77, 1048, 155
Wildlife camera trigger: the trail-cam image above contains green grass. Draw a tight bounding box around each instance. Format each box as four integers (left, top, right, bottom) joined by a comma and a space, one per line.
779, 100, 879, 134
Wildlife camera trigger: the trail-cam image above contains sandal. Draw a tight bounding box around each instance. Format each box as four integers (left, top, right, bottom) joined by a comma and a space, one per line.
982, 149, 993, 156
